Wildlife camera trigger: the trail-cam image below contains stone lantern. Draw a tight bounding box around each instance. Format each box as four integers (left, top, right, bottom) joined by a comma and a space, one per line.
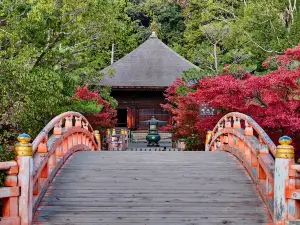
142, 116, 166, 147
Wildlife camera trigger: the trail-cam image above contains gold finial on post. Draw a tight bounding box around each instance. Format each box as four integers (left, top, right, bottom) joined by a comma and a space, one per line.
205, 131, 213, 151
274, 135, 295, 222
15, 133, 33, 156
205, 131, 213, 145
94, 130, 101, 141
276, 136, 294, 159
94, 130, 101, 151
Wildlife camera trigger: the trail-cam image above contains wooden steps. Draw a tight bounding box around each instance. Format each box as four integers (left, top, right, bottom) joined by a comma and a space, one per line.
33, 151, 270, 225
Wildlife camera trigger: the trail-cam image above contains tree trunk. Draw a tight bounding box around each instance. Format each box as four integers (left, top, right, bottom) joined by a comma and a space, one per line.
213, 43, 218, 73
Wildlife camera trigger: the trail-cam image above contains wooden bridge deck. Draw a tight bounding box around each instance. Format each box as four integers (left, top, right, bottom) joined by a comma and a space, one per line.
33, 151, 269, 225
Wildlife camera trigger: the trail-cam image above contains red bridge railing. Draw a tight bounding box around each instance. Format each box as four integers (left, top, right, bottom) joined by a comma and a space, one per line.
206, 112, 299, 224
1, 111, 299, 224
0, 111, 100, 225
0, 161, 19, 224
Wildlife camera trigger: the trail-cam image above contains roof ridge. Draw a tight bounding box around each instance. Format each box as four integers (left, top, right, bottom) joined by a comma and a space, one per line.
99, 34, 199, 87
156, 39, 198, 69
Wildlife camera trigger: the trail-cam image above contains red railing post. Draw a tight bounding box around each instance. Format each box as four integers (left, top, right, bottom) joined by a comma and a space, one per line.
15, 133, 33, 225
205, 131, 213, 151
94, 130, 101, 151
0, 161, 20, 224
106, 129, 111, 150
274, 136, 295, 223
125, 130, 129, 149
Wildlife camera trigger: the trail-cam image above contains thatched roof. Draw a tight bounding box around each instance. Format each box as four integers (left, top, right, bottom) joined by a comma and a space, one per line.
100, 32, 198, 87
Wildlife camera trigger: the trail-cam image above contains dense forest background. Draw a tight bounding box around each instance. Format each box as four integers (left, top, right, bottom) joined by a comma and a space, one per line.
1, 0, 300, 148
121, 0, 300, 76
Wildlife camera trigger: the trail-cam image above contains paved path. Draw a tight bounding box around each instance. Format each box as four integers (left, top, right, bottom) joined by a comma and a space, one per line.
128, 140, 172, 148
33, 151, 269, 225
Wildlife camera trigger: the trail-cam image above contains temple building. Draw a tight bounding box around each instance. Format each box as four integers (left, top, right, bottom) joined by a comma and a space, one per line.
100, 32, 197, 130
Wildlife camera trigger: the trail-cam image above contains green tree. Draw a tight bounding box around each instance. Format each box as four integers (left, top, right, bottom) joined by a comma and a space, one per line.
183, 0, 300, 74
0, 0, 136, 138
124, 0, 185, 47
183, 0, 245, 73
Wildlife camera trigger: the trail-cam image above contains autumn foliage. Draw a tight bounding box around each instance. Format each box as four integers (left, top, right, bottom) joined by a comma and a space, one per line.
162, 45, 300, 151
74, 86, 117, 130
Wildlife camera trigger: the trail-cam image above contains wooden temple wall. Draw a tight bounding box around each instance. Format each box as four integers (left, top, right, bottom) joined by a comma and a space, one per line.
112, 90, 171, 130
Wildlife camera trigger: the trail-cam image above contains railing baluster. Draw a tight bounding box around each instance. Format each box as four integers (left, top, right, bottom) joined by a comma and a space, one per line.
83, 122, 88, 130
228, 133, 235, 146
244, 121, 253, 136
63, 138, 68, 154
2, 196, 18, 219
225, 117, 232, 128
33, 180, 39, 196
48, 152, 56, 170
2, 163, 19, 221
233, 116, 241, 129
274, 136, 295, 222
65, 116, 73, 128
68, 135, 73, 151
217, 123, 223, 132
40, 164, 48, 179
56, 144, 63, 158
54, 121, 62, 135
37, 137, 48, 153
75, 116, 82, 127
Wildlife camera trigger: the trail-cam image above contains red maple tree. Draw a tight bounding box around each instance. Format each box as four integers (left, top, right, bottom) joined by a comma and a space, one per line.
74, 86, 117, 130
161, 79, 203, 149
162, 45, 300, 153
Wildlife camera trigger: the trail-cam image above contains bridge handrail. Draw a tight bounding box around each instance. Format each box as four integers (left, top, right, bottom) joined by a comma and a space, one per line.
0, 161, 20, 224
207, 112, 300, 224
0, 111, 101, 225
32, 111, 94, 154
0, 161, 18, 170
210, 112, 276, 156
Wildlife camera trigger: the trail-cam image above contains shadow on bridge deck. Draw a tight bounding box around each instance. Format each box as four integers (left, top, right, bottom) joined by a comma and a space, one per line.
33, 151, 270, 225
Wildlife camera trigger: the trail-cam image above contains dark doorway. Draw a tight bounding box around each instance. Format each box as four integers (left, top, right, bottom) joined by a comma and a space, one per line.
117, 109, 127, 127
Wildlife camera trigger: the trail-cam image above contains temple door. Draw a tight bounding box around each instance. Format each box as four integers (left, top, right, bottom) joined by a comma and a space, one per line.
127, 108, 137, 129
127, 108, 132, 129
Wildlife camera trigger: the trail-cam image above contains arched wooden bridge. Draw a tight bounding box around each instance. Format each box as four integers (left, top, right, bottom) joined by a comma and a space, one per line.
0, 111, 300, 225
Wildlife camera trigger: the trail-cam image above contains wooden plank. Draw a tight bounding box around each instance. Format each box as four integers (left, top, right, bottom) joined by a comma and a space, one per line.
33, 151, 270, 224
0, 187, 20, 198
0, 161, 18, 170
4, 175, 18, 187
287, 189, 300, 199
32, 221, 267, 225
0, 217, 21, 225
